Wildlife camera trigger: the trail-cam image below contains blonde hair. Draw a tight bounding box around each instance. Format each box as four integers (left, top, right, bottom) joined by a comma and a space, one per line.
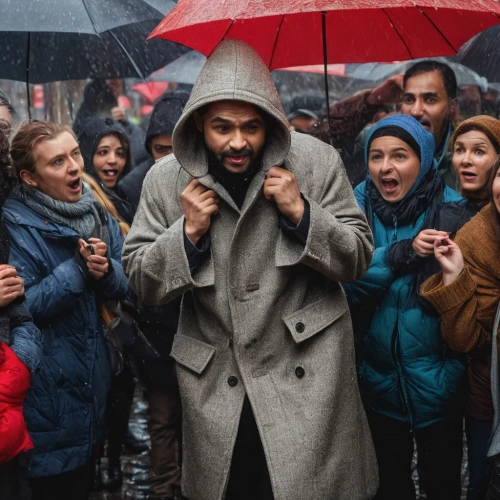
82, 172, 131, 328
82, 172, 130, 236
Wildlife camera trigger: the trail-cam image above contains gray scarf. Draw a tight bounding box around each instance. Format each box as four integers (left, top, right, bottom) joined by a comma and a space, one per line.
22, 183, 100, 240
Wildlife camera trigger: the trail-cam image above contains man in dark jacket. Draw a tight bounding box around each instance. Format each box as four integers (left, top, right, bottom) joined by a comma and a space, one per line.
119, 95, 187, 210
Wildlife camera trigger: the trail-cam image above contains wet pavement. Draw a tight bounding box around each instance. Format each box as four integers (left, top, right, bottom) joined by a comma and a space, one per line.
90, 389, 152, 500
91, 387, 470, 499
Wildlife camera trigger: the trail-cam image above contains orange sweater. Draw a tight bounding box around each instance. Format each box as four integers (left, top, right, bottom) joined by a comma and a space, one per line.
421, 204, 500, 420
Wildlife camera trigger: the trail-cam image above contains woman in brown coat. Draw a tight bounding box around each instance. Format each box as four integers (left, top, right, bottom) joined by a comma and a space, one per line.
421, 159, 500, 500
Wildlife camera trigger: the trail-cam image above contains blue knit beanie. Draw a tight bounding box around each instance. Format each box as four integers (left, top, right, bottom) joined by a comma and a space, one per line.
364, 115, 435, 196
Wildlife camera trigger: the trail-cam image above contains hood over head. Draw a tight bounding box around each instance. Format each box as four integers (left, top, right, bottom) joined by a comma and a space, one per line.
77, 117, 133, 187
365, 114, 435, 196
172, 40, 291, 178
145, 94, 187, 156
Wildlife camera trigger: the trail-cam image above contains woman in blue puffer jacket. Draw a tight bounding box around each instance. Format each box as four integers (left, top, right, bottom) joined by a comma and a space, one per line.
345, 115, 474, 500
3, 121, 128, 500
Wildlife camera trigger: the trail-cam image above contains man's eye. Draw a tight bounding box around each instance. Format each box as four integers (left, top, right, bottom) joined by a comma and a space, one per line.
216, 126, 229, 133
403, 97, 414, 104
54, 158, 64, 165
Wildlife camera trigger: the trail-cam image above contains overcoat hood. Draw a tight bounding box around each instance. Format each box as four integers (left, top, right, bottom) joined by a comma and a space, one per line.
172, 40, 291, 178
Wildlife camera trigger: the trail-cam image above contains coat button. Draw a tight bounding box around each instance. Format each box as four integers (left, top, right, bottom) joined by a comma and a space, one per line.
295, 367, 305, 379
228, 376, 238, 387
295, 322, 305, 333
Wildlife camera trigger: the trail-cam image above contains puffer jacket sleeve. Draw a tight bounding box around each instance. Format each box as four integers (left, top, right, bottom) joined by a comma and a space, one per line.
96, 215, 128, 301
343, 182, 396, 303
275, 146, 374, 283
343, 246, 396, 304
8, 226, 88, 325
123, 168, 214, 306
8, 301, 42, 373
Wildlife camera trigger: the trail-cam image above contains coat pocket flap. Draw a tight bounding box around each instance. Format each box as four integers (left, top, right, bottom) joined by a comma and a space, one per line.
170, 334, 216, 375
283, 290, 348, 343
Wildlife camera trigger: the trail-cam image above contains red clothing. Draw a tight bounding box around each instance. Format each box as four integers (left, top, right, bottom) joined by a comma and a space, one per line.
0, 343, 33, 464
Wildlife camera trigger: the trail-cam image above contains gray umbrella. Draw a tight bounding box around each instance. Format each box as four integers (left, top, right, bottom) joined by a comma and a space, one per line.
457, 25, 500, 83
347, 58, 488, 91
0, 0, 188, 83
147, 51, 207, 85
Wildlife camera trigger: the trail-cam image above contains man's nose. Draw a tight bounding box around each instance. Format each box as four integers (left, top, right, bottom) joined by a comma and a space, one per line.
411, 100, 424, 117
229, 131, 247, 151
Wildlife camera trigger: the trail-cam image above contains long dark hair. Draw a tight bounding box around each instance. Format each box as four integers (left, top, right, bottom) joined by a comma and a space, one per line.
488, 156, 500, 245
0, 119, 16, 206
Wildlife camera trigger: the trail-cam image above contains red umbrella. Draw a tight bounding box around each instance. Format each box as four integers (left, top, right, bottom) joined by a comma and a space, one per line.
150, 0, 500, 140
150, 0, 500, 68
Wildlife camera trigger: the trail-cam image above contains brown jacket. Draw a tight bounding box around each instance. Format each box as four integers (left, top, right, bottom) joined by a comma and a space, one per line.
421, 204, 500, 420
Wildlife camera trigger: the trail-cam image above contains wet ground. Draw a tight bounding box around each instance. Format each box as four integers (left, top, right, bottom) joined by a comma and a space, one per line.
91, 388, 470, 500
90, 389, 152, 500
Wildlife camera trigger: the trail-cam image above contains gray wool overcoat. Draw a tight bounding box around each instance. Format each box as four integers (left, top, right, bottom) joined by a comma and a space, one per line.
123, 40, 378, 500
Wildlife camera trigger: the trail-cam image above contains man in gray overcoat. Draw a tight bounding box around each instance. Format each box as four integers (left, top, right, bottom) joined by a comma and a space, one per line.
122, 39, 378, 500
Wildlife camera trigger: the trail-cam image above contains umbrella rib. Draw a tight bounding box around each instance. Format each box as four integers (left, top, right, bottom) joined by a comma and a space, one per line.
418, 7, 457, 53
108, 30, 146, 81
381, 8, 413, 60
268, 15, 285, 70
81, 0, 99, 34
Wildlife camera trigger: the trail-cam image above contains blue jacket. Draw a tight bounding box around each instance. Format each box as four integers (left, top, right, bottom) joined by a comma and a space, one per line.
3, 196, 128, 478
345, 181, 472, 429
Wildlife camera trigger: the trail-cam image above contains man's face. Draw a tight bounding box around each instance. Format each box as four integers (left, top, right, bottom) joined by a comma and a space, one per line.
151, 135, 173, 161
401, 70, 455, 147
196, 100, 266, 174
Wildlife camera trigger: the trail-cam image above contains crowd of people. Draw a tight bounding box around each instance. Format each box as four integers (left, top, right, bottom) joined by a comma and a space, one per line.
0, 38, 499, 500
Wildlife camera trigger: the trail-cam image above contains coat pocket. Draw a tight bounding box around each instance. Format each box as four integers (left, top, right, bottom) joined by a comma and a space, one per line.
170, 334, 216, 375
283, 290, 349, 343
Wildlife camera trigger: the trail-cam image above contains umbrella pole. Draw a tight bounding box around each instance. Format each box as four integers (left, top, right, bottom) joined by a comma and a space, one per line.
26, 32, 32, 120
322, 12, 333, 147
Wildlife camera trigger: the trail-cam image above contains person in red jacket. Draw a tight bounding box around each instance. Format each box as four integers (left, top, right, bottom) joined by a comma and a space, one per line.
0, 119, 42, 500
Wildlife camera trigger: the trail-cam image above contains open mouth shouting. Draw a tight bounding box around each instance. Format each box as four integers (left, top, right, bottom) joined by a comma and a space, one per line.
101, 167, 120, 186
67, 176, 82, 194
380, 177, 400, 195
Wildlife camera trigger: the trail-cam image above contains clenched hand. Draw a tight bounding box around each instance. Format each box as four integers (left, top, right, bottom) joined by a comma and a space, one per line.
78, 238, 109, 280
263, 166, 304, 225
181, 179, 219, 245
433, 234, 464, 286
0, 264, 24, 307
412, 229, 448, 257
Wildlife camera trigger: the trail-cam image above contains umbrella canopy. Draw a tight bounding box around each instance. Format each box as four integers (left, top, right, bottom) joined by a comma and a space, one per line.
348, 59, 488, 91
146, 50, 207, 84
150, 0, 500, 69
457, 25, 500, 82
0, 0, 188, 82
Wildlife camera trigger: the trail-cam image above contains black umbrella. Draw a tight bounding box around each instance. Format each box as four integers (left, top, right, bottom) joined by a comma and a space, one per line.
456, 25, 500, 82
0, 0, 188, 115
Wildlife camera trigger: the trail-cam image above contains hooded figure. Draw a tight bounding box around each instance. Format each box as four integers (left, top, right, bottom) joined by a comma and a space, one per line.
119, 95, 186, 210
77, 117, 135, 224
123, 40, 377, 500
345, 114, 475, 499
